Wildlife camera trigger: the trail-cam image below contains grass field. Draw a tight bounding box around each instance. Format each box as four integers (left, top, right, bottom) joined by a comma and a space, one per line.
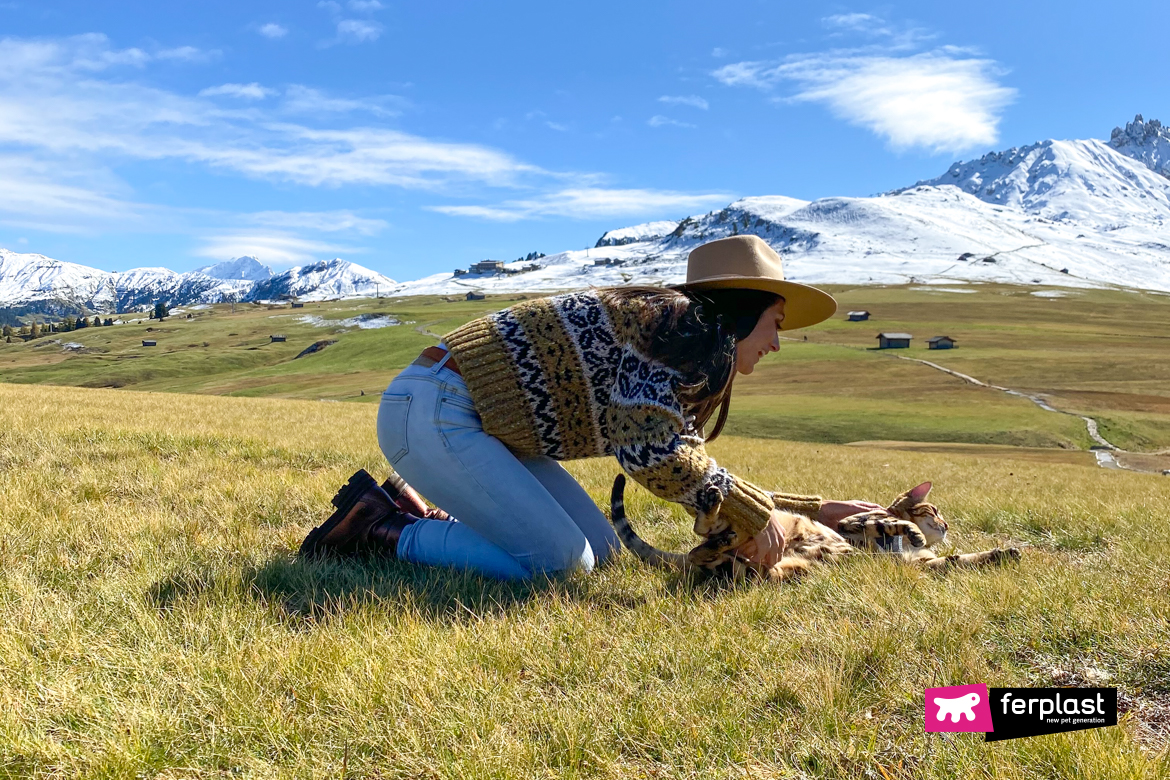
2, 383, 1169, 777
2, 284, 1170, 776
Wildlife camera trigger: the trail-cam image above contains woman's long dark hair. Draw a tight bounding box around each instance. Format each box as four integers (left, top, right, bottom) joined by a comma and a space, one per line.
602, 285, 782, 442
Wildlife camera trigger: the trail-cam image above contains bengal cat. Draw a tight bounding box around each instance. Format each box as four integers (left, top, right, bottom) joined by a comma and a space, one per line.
609, 476, 1021, 581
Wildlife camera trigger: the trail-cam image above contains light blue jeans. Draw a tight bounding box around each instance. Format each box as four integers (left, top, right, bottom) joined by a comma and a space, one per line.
376, 360, 620, 580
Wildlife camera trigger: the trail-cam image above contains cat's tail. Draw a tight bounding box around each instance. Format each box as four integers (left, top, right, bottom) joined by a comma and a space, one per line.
610, 475, 690, 570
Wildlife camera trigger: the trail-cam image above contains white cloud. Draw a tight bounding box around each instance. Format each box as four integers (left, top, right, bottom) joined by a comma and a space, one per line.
545, 121, 568, 132
246, 210, 387, 235
258, 23, 288, 39
194, 233, 359, 265
199, 82, 275, 100
823, 13, 884, 32
156, 46, 218, 63
335, 19, 383, 44
429, 187, 731, 221
281, 84, 404, 116
348, 0, 384, 11
713, 50, 1015, 152
317, 1, 342, 13
658, 94, 708, 110
711, 47, 728, 58
647, 115, 695, 129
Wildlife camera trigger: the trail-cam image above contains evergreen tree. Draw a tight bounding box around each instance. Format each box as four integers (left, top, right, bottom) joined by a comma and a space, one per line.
29, 321, 39, 338
92, 316, 101, 328
63, 317, 75, 331
1, 324, 10, 339
153, 301, 169, 320
76, 315, 89, 329
103, 318, 114, 327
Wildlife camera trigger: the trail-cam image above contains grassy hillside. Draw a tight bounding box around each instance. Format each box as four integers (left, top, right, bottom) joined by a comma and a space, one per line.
1, 383, 1168, 777
1, 284, 1167, 460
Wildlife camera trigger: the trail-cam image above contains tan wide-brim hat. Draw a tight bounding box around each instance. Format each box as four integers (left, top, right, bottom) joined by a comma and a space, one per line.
678, 235, 837, 331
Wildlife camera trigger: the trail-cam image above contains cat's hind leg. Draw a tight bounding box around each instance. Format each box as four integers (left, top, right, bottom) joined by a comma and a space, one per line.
919, 547, 1022, 570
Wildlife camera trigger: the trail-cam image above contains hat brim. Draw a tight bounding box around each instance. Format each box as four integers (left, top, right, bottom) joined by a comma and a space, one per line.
675, 276, 837, 331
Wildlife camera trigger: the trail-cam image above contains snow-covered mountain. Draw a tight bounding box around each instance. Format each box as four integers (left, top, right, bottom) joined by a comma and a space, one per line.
194, 256, 274, 282
392, 116, 1170, 296
247, 259, 396, 302
0, 252, 394, 318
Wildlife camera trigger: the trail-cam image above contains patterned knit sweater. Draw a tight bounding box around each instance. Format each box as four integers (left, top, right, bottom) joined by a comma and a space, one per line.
443, 290, 822, 543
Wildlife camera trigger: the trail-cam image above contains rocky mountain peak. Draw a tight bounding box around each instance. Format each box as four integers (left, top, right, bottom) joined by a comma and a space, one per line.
1109, 114, 1169, 179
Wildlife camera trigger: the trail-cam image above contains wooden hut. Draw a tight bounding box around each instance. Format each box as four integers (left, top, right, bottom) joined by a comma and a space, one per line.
270, 335, 287, 343
291, 302, 304, 308
927, 336, 956, 350
847, 310, 870, 322
142, 340, 157, 347
465, 291, 486, 301
876, 332, 912, 349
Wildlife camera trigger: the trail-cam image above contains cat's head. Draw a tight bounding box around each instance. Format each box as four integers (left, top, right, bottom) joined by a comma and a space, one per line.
887, 481, 948, 545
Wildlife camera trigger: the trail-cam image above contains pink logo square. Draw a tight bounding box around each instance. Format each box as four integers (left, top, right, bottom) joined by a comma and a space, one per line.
925, 684, 994, 732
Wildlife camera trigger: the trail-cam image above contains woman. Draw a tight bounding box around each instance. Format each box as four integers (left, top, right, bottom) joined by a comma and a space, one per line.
299, 235, 879, 579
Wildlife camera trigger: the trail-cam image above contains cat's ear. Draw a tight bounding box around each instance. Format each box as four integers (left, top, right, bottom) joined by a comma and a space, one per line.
907, 481, 932, 503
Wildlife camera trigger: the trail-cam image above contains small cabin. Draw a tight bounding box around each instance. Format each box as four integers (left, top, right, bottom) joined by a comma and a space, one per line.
142, 340, 157, 347
291, 302, 304, 308
876, 332, 912, 349
847, 310, 870, 322
593, 258, 624, 267
465, 291, 486, 301
453, 268, 468, 276
927, 336, 955, 350
470, 260, 505, 274
270, 335, 286, 343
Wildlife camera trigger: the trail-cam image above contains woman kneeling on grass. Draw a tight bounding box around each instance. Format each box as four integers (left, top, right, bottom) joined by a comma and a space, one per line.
299, 235, 880, 579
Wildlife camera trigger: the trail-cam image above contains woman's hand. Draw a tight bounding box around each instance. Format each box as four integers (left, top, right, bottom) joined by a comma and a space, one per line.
817, 499, 883, 530
736, 509, 787, 568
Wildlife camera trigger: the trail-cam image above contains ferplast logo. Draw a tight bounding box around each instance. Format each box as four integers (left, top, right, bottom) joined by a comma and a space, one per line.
923, 685, 1118, 741
924, 684, 994, 733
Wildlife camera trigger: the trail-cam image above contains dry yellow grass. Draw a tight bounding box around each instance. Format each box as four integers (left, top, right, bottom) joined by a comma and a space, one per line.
2, 382, 1169, 778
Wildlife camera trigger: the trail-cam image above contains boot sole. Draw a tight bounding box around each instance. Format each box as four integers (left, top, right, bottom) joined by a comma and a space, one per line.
299, 469, 378, 559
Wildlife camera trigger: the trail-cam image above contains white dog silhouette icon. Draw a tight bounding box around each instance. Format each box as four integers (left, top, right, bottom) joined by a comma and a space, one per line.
933, 692, 981, 723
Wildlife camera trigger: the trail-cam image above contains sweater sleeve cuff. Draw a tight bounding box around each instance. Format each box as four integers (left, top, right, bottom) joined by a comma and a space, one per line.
770, 491, 823, 518
717, 479, 775, 541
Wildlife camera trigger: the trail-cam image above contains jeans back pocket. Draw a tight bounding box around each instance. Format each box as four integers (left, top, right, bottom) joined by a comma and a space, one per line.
377, 393, 412, 465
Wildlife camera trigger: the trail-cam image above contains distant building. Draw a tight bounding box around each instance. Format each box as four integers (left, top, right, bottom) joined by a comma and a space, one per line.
470, 260, 505, 274
270, 335, 286, 342
593, 258, 624, 267
142, 340, 157, 347
466, 291, 486, 301
847, 310, 870, 321
876, 332, 912, 349
291, 302, 304, 308
927, 336, 955, 350
453, 268, 468, 276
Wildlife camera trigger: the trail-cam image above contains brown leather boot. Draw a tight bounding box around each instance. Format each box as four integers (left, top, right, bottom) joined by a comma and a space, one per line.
381, 472, 451, 522
299, 469, 418, 559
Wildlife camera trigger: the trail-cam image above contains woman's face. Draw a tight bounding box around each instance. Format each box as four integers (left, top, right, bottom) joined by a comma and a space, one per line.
735, 299, 786, 375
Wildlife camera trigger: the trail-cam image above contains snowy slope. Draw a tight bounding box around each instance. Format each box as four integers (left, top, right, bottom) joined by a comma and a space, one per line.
0, 249, 116, 311
246, 259, 397, 302
595, 221, 681, 246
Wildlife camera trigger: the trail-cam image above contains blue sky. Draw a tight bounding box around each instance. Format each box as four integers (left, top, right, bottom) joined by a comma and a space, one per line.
0, 0, 1166, 280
